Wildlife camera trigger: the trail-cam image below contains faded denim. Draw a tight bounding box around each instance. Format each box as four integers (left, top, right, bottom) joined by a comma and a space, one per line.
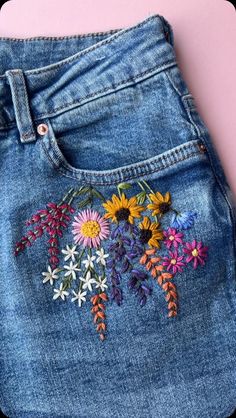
0, 14, 236, 418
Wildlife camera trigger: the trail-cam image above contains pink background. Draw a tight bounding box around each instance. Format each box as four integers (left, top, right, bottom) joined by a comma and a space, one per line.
0, 0, 236, 198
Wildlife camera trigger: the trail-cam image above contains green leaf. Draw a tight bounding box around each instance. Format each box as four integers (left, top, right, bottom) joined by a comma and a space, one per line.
117, 182, 132, 190
75, 186, 91, 197
91, 188, 106, 201
78, 197, 92, 208
136, 191, 146, 204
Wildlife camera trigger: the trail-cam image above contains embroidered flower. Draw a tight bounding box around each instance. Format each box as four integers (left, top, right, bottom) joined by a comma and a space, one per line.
82, 254, 96, 269
183, 240, 208, 268
95, 276, 108, 291
96, 248, 109, 266
71, 289, 87, 307
72, 209, 110, 248
53, 283, 69, 300
162, 250, 185, 274
64, 261, 80, 280
163, 228, 184, 249
42, 266, 60, 285
139, 216, 163, 248
103, 193, 144, 223
147, 191, 171, 216
61, 244, 79, 262
79, 271, 96, 292
171, 211, 197, 230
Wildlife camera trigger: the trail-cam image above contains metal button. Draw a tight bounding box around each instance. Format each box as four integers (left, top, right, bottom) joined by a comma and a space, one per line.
198, 143, 206, 153
37, 123, 48, 135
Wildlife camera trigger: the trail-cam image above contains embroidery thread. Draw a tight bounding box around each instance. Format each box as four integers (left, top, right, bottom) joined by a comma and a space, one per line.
14, 181, 208, 341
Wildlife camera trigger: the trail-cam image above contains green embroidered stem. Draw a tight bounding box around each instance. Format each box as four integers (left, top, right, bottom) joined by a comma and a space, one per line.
58, 188, 75, 206
142, 180, 155, 195
138, 181, 158, 223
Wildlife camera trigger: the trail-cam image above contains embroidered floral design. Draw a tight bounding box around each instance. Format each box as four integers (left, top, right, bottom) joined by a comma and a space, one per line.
14, 181, 208, 341
103, 193, 144, 223
139, 217, 163, 248
183, 240, 208, 268
72, 209, 110, 248
163, 227, 184, 249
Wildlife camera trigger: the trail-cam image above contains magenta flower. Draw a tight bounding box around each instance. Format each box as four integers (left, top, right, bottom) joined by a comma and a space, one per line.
163, 227, 184, 249
72, 209, 110, 248
162, 250, 185, 274
183, 240, 208, 269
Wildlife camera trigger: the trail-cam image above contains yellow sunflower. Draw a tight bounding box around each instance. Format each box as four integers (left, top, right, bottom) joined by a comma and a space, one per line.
139, 216, 163, 248
103, 193, 144, 224
147, 191, 172, 216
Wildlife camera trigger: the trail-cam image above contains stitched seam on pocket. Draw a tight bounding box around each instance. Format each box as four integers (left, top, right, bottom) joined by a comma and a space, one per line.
41, 137, 204, 186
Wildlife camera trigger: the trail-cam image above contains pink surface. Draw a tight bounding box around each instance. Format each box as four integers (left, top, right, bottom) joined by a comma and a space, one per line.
0, 0, 236, 197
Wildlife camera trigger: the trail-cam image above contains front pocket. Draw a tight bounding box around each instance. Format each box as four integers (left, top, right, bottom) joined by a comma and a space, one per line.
15, 139, 236, 342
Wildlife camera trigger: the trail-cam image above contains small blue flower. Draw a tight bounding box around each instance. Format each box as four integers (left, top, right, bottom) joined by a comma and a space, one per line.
171, 211, 197, 230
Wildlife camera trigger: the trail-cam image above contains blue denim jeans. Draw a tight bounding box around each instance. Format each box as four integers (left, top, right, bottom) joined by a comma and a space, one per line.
0, 14, 236, 418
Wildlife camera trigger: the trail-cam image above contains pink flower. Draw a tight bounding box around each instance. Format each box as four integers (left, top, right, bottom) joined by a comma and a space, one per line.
163, 227, 184, 249
183, 240, 208, 269
72, 209, 110, 248
162, 250, 185, 274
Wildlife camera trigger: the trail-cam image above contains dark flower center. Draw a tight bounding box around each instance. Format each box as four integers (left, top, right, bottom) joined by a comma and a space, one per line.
115, 208, 130, 221
159, 202, 171, 214
139, 228, 152, 244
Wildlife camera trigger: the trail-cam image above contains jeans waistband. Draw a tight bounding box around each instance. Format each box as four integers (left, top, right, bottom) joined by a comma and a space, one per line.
0, 14, 176, 143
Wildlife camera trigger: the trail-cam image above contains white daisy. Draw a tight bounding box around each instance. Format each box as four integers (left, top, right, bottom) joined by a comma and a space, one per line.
42, 266, 60, 285
61, 244, 78, 262
71, 289, 87, 307
82, 255, 96, 269
53, 283, 69, 300
79, 271, 96, 292
64, 261, 80, 280
95, 276, 108, 291
96, 248, 109, 266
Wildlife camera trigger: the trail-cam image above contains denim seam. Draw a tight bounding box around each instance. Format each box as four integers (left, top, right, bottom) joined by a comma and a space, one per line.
35, 61, 177, 120
0, 61, 177, 129
40, 138, 203, 185
200, 134, 236, 286
20, 14, 164, 76
0, 28, 121, 42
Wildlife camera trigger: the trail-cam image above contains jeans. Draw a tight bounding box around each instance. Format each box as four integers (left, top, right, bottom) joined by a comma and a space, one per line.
0, 13, 236, 418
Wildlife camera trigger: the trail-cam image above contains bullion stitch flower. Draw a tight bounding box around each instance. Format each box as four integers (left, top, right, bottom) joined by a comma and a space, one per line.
53, 283, 69, 301
79, 271, 96, 292
162, 250, 185, 274
64, 261, 81, 280
183, 240, 208, 268
61, 244, 79, 262
163, 228, 184, 249
96, 248, 109, 266
71, 289, 87, 307
72, 209, 110, 248
139, 216, 163, 248
103, 193, 144, 223
42, 266, 60, 285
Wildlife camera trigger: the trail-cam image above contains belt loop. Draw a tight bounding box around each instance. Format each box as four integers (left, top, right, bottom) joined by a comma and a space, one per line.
5, 69, 37, 143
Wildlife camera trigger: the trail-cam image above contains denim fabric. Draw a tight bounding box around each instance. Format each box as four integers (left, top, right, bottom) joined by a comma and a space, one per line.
0, 14, 236, 418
